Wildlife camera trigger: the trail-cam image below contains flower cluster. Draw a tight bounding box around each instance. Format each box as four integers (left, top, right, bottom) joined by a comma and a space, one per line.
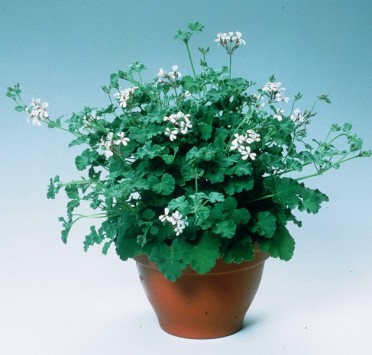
114, 87, 137, 108
27, 98, 49, 126
274, 108, 284, 121
99, 131, 130, 158
230, 129, 261, 160
214, 31, 246, 54
157, 65, 182, 82
82, 111, 98, 129
290, 108, 305, 124
262, 81, 290, 103
159, 208, 188, 236
163, 111, 192, 141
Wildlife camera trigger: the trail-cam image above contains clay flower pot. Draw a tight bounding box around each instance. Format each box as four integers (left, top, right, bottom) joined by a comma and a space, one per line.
134, 250, 269, 339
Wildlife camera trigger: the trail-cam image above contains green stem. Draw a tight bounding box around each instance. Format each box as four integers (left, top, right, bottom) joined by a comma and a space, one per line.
229, 53, 232, 79
185, 41, 196, 77
245, 193, 275, 203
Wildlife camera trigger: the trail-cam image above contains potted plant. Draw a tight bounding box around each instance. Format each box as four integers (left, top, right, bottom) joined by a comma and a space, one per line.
7, 22, 370, 339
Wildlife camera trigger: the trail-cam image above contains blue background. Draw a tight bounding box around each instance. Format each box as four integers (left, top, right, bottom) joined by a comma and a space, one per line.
1, 1, 371, 354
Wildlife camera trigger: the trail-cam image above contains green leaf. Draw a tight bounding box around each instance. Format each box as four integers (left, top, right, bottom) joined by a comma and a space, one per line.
188, 22, 204, 32
213, 219, 237, 238
143, 208, 155, 220
168, 196, 189, 215
75, 149, 99, 171
149, 243, 186, 282
251, 211, 277, 238
69, 136, 87, 147
110, 73, 119, 89
298, 187, 329, 214
172, 232, 221, 274
15, 105, 26, 112
207, 192, 225, 203
222, 236, 254, 264
83, 226, 104, 252
102, 240, 113, 255
130, 125, 160, 143
65, 184, 79, 200
198, 122, 213, 140
116, 237, 142, 261
47, 175, 61, 199
134, 141, 164, 159
58, 216, 73, 244
318, 94, 331, 104
224, 177, 254, 195
258, 226, 295, 261
232, 208, 251, 225
264, 176, 301, 209
151, 173, 175, 195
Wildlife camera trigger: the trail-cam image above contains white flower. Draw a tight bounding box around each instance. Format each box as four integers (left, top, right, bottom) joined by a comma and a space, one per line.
157, 68, 166, 80
83, 111, 98, 129
214, 32, 228, 45
246, 129, 260, 143
274, 109, 284, 121
163, 114, 177, 124
170, 210, 183, 225
290, 108, 305, 124
114, 87, 137, 108
262, 81, 289, 103
234, 31, 246, 45
238, 146, 257, 160
159, 208, 172, 222
215, 31, 246, 50
262, 82, 282, 93
164, 111, 192, 139
168, 65, 181, 79
177, 114, 192, 134
230, 133, 246, 151
174, 220, 188, 236
127, 192, 141, 207
275, 92, 290, 103
231, 130, 260, 152
31, 98, 41, 107
104, 149, 113, 158
115, 132, 130, 146
160, 209, 188, 235
165, 127, 179, 141
159, 209, 188, 235
99, 132, 115, 158
27, 98, 50, 126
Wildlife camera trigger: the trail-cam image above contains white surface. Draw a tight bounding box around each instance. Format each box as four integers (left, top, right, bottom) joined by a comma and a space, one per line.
1, 209, 371, 355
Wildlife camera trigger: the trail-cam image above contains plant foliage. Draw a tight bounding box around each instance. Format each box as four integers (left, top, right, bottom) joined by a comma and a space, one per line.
7, 23, 371, 281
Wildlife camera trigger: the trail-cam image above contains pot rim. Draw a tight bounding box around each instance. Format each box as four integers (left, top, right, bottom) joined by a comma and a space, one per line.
134, 249, 269, 275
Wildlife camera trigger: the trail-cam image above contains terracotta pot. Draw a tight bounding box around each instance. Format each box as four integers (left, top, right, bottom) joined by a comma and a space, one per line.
134, 250, 269, 339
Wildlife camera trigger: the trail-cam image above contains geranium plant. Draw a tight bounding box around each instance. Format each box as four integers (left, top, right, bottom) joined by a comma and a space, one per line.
7, 23, 370, 281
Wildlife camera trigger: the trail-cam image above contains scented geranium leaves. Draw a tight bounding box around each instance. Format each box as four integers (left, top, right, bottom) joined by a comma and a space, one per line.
150, 173, 176, 196
298, 187, 329, 214
258, 225, 295, 261
8, 22, 371, 281
264, 176, 301, 209
75, 148, 99, 171
149, 243, 186, 281
250, 211, 277, 238
172, 232, 221, 274
222, 235, 255, 264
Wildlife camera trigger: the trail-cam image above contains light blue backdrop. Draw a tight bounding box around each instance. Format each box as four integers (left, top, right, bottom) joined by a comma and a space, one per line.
1, 1, 371, 354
